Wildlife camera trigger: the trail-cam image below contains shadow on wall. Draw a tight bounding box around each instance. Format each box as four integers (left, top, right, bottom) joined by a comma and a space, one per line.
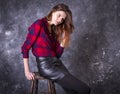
72, 30, 108, 68
74, 30, 120, 94
91, 70, 120, 94
71, 31, 108, 94
78, 31, 108, 63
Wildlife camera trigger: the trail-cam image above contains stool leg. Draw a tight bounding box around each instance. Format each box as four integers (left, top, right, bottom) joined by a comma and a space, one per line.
51, 82, 56, 94
34, 79, 38, 94
47, 80, 51, 94
30, 80, 34, 94
49, 81, 56, 94
47, 80, 56, 94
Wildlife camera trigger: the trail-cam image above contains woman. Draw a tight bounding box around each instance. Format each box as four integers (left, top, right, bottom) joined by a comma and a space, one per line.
21, 3, 91, 94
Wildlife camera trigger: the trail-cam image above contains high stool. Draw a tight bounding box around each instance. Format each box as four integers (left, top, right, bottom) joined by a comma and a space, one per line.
30, 72, 56, 94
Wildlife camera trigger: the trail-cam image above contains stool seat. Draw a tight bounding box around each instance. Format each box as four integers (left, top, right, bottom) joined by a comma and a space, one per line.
30, 72, 56, 94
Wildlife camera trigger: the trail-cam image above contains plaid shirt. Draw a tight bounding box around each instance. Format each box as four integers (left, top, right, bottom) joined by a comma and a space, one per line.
21, 17, 64, 58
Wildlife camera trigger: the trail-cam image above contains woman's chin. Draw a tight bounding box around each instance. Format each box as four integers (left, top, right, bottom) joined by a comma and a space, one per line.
54, 24, 58, 26
54, 22, 59, 26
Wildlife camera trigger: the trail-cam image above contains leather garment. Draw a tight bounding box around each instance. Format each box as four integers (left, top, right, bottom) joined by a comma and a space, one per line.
36, 57, 70, 82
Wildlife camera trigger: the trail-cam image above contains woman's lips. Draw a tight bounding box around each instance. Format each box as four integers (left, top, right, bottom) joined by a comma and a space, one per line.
54, 21, 60, 25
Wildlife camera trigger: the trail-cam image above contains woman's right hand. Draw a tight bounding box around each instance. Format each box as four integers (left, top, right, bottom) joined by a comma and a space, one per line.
25, 71, 35, 80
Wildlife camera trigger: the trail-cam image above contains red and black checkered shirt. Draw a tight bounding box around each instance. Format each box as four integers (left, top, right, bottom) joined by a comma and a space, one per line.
21, 17, 64, 58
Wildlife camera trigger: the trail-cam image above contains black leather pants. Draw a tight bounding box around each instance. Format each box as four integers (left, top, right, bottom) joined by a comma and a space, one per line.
36, 57, 91, 94
36, 57, 70, 81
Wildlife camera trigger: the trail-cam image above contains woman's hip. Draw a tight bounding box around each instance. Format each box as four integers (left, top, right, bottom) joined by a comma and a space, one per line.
35, 56, 70, 81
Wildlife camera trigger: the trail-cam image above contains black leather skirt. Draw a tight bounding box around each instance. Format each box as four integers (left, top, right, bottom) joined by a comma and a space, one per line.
36, 57, 70, 82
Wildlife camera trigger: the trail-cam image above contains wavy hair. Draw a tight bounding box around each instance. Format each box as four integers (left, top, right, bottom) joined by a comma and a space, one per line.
46, 3, 74, 47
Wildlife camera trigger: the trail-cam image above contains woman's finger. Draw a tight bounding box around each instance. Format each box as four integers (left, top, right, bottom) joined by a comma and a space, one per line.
30, 72, 35, 80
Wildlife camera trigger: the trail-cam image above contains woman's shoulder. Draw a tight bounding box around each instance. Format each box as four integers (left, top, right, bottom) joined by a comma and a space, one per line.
33, 17, 47, 25
28, 17, 48, 30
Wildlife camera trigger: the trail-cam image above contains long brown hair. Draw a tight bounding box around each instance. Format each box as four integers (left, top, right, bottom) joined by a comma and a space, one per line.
46, 3, 74, 47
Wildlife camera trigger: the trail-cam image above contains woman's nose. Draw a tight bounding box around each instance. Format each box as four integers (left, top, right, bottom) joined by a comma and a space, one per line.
58, 18, 63, 24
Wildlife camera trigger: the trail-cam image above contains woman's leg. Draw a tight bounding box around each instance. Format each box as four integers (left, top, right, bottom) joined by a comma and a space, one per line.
55, 74, 91, 94
62, 87, 78, 94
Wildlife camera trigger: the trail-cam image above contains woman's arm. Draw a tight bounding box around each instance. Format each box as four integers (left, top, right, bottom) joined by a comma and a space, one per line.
55, 37, 66, 58
21, 20, 41, 80
23, 58, 35, 80
21, 19, 41, 58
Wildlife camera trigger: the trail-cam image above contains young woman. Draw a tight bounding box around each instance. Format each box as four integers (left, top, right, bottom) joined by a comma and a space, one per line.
21, 3, 91, 94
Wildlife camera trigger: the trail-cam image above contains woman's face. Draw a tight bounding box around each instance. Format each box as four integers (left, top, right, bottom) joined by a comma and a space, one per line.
51, 10, 66, 26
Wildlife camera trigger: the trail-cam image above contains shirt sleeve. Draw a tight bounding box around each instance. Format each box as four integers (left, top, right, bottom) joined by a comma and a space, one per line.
55, 41, 64, 58
21, 20, 41, 58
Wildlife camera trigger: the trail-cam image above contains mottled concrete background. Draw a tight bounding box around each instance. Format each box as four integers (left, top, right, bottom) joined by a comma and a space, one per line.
0, 0, 120, 94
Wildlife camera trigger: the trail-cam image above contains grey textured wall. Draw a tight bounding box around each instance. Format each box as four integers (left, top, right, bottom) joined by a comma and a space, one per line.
0, 0, 120, 94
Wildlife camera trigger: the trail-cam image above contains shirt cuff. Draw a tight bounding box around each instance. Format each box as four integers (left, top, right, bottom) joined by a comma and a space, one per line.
21, 52, 29, 58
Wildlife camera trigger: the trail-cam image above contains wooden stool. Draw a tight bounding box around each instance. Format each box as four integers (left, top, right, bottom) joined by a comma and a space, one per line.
30, 72, 56, 94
